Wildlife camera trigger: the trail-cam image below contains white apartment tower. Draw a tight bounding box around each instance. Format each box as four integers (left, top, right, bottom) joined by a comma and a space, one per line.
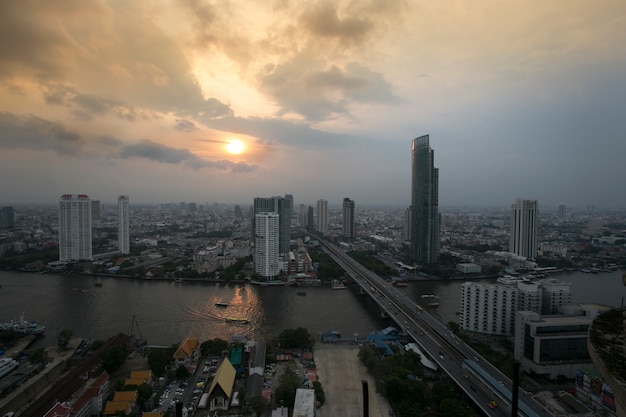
509, 198, 538, 258
459, 282, 517, 337
118, 195, 130, 255
460, 277, 572, 338
316, 199, 328, 234
540, 278, 572, 314
59, 194, 92, 261
255, 212, 280, 279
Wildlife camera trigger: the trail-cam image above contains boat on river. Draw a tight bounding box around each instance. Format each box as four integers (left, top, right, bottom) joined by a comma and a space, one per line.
0, 313, 46, 335
0, 357, 19, 378
226, 317, 249, 324
215, 301, 229, 307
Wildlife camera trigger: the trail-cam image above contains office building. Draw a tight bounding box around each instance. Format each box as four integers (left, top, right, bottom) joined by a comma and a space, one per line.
307, 206, 314, 231
118, 195, 130, 255
91, 200, 101, 223
514, 310, 597, 379
509, 198, 538, 258
316, 199, 328, 234
342, 198, 355, 241
59, 194, 92, 261
253, 195, 292, 254
0, 206, 15, 229
410, 135, 440, 264
255, 212, 280, 279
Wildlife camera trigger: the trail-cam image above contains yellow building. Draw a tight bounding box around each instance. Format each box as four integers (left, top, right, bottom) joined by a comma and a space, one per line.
173, 333, 200, 367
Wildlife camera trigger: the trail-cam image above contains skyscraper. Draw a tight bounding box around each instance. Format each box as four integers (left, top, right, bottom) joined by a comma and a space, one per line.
118, 195, 130, 255
410, 135, 440, 264
0, 206, 15, 229
253, 195, 292, 254
59, 194, 92, 261
255, 212, 280, 279
316, 199, 328, 234
342, 198, 355, 241
509, 198, 538, 258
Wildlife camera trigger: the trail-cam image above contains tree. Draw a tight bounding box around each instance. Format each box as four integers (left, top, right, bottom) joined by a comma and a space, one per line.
175, 365, 190, 380
57, 329, 73, 350
29, 348, 48, 364
147, 345, 177, 377
201, 338, 229, 356
277, 327, 314, 349
246, 396, 268, 417
102, 345, 129, 373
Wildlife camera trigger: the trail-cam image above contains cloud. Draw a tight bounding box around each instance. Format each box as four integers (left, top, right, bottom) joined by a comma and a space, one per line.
117, 139, 258, 172
258, 59, 398, 120
173, 119, 197, 132
0, 112, 82, 155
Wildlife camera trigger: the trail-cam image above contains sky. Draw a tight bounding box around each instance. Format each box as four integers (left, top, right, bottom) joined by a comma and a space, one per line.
1, 0, 625, 209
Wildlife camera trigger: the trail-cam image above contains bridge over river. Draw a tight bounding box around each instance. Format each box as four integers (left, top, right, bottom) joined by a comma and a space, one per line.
315, 235, 552, 417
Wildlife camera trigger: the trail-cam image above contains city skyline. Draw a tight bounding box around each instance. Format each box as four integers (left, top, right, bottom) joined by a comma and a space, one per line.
1, 2, 626, 208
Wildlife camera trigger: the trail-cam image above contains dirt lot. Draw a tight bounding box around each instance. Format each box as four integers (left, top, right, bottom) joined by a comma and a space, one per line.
314, 344, 393, 417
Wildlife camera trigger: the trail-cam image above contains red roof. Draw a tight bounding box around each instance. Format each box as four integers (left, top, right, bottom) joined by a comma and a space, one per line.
44, 402, 72, 417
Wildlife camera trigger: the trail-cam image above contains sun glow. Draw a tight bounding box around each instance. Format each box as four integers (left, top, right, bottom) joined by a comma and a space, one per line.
226, 139, 245, 155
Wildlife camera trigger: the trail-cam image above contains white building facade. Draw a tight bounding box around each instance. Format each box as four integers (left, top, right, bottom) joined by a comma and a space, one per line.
59, 194, 92, 261
255, 212, 280, 279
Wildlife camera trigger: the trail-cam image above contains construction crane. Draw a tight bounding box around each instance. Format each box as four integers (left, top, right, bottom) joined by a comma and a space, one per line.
128, 315, 146, 348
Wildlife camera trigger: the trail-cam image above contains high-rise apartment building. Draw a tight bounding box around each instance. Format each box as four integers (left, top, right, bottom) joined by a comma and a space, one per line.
410, 135, 440, 264
0, 206, 15, 229
118, 195, 130, 255
59, 194, 92, 261
298, 204, 308, 228
460, 277, 572, 338
90, 200, 101, 223
510, 198, 538, 258
316, 199, 328, 234
342, 198, 355, 241
255, 212, 280, 279
253, 195, 292, 254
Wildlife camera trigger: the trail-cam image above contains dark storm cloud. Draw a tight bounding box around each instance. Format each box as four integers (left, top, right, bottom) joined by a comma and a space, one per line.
173, 119, 198, 132
299, 2, 373, 43
0, 112, 82, 154
117, 140, 258, 172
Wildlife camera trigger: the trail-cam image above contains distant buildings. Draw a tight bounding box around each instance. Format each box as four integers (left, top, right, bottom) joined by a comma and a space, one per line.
410, 135, 440, 264
509, 198, 538, 258
255, 212, 280, 279
118, 195, 130, 255
58, 194, 92, 261
342, 197, 355, 241
316, 199, 328, 234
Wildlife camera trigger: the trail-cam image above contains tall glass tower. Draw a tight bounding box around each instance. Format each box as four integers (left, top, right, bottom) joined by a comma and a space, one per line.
253, 195, 292, 255
410, 135, 440, 264
342, 197, 356, 241
509, 198, 538, 259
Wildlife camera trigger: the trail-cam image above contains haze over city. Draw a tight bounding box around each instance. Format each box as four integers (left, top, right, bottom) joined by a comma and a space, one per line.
1, 1, 625, 208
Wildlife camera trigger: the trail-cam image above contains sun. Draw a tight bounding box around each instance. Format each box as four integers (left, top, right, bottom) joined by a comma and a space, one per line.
226, 139, 245, 155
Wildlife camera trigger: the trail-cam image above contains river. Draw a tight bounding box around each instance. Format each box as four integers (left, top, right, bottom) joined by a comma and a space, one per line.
0, 269, 624, 349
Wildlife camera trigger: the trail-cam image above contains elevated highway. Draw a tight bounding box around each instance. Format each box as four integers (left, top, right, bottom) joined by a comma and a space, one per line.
316, 237, 551, 417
